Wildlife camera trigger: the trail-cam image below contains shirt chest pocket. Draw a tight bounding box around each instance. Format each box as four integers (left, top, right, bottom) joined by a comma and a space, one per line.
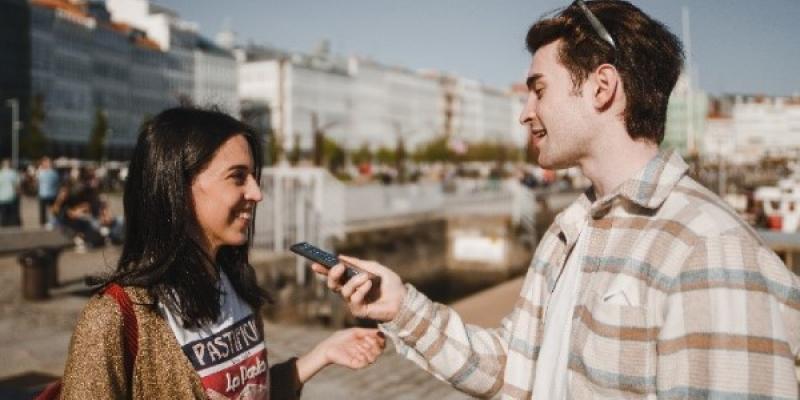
570, 290, 657, 398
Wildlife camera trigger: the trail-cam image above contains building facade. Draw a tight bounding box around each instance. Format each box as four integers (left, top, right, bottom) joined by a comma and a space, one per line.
701, 95, 800, 163
3, 0, 237, 159
0, 0, 31, 160
664, 73, 709, 156
238, 46, 525, 154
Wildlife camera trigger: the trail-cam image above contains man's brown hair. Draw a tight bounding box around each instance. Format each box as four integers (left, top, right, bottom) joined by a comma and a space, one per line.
526, 0, 684, 144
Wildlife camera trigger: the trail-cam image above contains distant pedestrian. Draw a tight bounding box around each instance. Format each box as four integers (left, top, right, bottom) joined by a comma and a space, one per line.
0, 159, 21, 226
36, 156, 60, 226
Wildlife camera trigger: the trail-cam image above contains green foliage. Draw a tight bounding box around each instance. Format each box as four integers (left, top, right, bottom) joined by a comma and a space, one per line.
463, 141, 509, 162
412, 136, 452, 162
395, 136, 407, 183
323, 136, 346, 173
265, 133, 281, 166
87, 109, 108, 161
350, 142, 373, 165
21, 95, 48, 160
288, 135, 301, 165
375, 146, 396, 165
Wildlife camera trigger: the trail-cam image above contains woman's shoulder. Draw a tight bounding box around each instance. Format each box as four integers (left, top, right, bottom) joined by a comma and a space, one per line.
77, 286, 153, 326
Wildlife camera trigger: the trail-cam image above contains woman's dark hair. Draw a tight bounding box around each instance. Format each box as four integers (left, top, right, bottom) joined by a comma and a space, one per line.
94, 106, 268, 328
526, 0, 684, 144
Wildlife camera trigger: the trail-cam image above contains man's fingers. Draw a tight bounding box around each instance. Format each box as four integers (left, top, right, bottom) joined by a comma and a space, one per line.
327, 264, 346, 290
310, 263, 330, 276
349, 279, 373, 306
340, 272, 370, 299
339, 255, 381, 275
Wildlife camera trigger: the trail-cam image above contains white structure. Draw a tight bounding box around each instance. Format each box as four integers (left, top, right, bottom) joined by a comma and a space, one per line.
350, 61, 442, 150
754, 179, 800, 233
664, 73, 708, 155
106, 0, 237, 115
238, 47, 526, 152
194, 40, 239, 116
105, 0, 196, 51
703, 116, 737, 160
702, 95, 800, 163
732, 96, 800, 155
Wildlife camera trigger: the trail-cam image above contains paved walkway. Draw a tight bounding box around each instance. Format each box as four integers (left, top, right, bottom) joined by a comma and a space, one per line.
0, 241, 474, 399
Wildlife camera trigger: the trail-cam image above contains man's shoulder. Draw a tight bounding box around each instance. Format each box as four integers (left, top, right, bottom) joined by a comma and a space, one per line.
657, 175, 761, 244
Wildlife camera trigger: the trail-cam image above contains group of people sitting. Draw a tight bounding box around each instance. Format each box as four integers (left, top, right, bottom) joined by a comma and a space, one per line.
51, 179, 124, 249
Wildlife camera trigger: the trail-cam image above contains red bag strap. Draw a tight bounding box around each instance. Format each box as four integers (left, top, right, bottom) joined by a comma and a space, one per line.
35, 284, 139, 400
103, 283, 139, 377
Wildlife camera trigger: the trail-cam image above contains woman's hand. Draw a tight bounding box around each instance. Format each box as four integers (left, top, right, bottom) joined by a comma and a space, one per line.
295, 328, 385, 383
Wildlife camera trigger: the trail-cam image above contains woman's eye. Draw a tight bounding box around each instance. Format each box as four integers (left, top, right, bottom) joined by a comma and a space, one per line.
231, 173, 246, 184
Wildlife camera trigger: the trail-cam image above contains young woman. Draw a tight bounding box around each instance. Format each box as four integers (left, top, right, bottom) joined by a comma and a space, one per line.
59, 107, 384, 399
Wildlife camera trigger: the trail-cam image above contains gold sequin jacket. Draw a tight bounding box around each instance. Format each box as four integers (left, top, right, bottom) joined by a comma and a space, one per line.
60, 286, 302, 400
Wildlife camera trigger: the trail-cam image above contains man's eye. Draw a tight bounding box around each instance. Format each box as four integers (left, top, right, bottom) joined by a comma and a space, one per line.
534, 88, 544, 98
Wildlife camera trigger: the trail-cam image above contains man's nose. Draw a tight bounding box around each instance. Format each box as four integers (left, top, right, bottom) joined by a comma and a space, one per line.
519, 96, 537, 126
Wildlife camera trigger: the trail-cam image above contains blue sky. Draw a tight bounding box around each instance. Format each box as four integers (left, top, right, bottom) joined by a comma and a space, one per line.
157, 0, 800, 97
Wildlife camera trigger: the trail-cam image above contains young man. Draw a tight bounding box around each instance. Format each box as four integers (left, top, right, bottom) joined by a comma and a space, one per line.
0, 159, 21, 226
37, 156, 60, 226
314, 1, 800, 398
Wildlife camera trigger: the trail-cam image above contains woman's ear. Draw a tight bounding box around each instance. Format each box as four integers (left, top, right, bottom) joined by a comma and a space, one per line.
592, 64, 620, 111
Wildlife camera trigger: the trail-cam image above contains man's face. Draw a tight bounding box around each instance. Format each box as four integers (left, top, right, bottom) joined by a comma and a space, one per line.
519, 40, 594, 169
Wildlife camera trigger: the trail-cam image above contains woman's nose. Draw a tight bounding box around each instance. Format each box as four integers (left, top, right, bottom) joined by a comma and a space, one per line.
245, 176, 263, 202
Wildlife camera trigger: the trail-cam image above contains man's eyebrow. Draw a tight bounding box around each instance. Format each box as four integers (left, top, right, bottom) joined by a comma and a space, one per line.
526, 73, 544, 90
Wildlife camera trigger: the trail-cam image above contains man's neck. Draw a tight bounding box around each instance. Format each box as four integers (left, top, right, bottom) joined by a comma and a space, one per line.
579, 133, 659, 198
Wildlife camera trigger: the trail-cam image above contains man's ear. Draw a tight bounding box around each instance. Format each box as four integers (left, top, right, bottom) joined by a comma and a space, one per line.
592, 64, 619, 111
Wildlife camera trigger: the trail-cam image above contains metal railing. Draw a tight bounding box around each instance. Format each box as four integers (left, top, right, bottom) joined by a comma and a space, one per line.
254, 173, 542, 246
253, 167, 346, 284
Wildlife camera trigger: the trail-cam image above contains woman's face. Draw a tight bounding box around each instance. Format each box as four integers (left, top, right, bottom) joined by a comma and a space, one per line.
191, 134, 262, 256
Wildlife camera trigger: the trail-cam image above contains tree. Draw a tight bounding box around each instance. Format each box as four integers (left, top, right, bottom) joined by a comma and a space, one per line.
412, 135, 452, 162
21, 94, 48, 160
288, 134, 301, 165
87, 109, 108, 161
350, 142, 373, 165
395, 135, 407, 183
322, 136, 345, 173
265, 131, 281, 166
375, 146, 396, 165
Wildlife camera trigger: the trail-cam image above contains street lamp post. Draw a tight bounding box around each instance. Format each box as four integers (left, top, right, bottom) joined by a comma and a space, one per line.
6, 98, 20, 169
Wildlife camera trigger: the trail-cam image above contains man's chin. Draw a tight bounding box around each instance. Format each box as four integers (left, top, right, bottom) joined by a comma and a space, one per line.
538, 155, 574, 171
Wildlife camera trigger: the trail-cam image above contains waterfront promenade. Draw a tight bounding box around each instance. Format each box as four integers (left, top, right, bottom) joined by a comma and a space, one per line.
0, 195, 474, 398
0, 245, 474, 399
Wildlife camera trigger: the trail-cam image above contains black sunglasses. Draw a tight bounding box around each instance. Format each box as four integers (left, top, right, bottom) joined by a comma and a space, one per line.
574, 0, 616, 50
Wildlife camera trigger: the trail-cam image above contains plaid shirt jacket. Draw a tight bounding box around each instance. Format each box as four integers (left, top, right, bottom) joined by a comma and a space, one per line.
381, 150, 800, 399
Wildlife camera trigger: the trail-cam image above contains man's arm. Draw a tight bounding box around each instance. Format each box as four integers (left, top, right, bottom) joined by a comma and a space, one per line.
313, 256, 523, 398
656, 235, 800, 399
379, 283, 514, 398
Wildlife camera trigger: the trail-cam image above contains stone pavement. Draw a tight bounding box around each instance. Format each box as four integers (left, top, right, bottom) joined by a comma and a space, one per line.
0, 242, 474, 399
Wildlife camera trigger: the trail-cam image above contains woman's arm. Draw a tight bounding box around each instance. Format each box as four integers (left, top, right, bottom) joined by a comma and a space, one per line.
269, 328, 385, 400
60, 295, 128, 400
296, 328, 385, 382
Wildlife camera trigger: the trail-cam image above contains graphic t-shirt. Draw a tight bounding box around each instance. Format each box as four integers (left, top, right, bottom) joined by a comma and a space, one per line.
159, 272, 269, 400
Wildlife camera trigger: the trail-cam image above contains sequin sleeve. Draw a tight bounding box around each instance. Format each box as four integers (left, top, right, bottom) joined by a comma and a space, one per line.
60, 294, 129, 399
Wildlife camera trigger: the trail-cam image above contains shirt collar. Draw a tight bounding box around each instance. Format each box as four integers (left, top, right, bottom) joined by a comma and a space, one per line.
555, 149, 688, 244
